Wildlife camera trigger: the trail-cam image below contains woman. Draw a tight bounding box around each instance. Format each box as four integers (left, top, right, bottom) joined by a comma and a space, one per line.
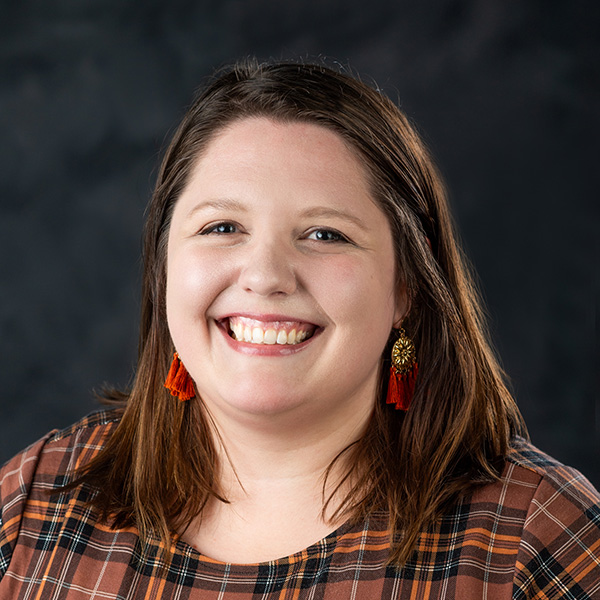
1, 60, 598, 598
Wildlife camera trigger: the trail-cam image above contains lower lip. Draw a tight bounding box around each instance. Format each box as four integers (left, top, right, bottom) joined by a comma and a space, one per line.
216, 321, 320, 356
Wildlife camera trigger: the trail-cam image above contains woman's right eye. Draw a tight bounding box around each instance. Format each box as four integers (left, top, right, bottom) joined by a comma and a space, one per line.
199, 222, 239, 235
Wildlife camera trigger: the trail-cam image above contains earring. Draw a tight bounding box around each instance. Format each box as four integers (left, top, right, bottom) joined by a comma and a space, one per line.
386, 328, 418, 411
164, 352, 195, 401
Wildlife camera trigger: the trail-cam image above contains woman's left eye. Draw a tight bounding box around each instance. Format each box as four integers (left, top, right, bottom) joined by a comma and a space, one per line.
199, 222, 239, 235
305, 229, 348, 243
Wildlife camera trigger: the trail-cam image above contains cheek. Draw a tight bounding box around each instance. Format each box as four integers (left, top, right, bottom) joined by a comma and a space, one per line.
314, 256, 398, 336
165, 248, 225, 334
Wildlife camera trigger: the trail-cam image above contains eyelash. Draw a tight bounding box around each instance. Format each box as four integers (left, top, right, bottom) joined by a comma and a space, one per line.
198, 222, 350, 244
199, 222, 239, 235
305, 228, 349, 243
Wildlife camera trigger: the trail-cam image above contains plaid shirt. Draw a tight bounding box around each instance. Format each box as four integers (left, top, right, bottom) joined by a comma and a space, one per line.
0, 410, 598, 599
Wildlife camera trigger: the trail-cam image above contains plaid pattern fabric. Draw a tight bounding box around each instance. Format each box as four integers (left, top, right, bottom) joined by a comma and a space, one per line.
0, 410, 598, 599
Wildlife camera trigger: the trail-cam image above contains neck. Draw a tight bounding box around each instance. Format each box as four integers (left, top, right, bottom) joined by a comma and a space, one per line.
208, 398, 373, 497
182, 398, 372, 563
181, 400, 374, 563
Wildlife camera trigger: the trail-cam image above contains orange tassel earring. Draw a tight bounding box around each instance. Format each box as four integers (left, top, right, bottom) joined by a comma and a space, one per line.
164, 352, 195, 401
386, 328, 418, 411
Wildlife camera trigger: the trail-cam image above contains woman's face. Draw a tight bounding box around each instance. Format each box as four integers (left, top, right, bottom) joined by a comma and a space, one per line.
166, 117, 405, 426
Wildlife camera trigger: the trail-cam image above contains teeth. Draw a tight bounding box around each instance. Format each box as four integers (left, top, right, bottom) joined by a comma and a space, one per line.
228, 318, 313, 346
234, 322, 243, 340
264, 329, 277, 344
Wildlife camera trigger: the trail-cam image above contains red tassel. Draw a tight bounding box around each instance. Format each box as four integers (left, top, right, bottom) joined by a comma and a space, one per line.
164, 352, 195, 401
386, 362, 418, 411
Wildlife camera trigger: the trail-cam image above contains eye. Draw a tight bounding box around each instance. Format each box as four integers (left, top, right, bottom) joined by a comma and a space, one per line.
305, 228, 349, 243
199, 221, 239, 235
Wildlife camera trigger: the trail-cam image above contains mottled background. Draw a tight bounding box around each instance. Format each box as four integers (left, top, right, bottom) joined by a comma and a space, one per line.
1, 0, 597, 486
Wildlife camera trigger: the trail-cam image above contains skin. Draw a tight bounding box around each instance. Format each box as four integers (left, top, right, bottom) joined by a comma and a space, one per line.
166, 117, 405, 563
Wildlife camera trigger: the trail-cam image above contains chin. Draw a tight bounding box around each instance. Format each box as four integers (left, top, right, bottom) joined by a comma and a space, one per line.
216, 385, 310, 418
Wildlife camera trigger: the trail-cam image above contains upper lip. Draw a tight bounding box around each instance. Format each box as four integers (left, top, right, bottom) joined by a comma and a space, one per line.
214, 312, 323, 328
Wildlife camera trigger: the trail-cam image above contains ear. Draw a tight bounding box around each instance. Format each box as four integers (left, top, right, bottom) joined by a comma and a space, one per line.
393, 284, 410, 328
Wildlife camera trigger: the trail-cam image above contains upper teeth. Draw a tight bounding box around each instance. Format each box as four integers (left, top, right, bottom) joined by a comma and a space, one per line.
229, 317, 312, 345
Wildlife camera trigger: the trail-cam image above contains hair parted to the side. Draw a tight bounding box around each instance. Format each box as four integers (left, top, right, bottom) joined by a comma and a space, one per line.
67, 58, 526, 566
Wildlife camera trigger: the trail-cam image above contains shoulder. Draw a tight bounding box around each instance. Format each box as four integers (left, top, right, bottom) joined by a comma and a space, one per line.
1, 408, 122, 488
0, 409, 122, 576
505, 435, 599, 514
1, 408, 121, 483
503, 437, 600, 598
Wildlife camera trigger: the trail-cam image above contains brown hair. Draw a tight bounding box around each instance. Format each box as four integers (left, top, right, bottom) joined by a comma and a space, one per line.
69, 59, 526, 565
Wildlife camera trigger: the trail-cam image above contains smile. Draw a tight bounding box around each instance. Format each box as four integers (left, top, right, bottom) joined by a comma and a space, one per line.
226, 316, 317, 345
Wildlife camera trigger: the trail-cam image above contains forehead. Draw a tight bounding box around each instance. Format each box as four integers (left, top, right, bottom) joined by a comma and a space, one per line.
185, 117, 373, 196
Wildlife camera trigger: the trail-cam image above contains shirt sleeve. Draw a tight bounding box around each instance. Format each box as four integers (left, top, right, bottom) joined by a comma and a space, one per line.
512, 464, 600, 599
0, 433, 55, 579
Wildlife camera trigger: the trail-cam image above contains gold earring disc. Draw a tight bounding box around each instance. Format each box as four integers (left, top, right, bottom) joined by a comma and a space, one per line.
391, 329, 416, 375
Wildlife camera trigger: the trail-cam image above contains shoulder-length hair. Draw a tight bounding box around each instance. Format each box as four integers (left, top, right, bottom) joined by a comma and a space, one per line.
71, 59, 525, 566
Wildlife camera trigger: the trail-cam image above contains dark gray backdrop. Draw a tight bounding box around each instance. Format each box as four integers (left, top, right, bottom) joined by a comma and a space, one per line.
1, 0, 597, 486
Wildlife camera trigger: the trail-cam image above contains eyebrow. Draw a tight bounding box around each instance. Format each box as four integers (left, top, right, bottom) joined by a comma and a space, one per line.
300, 207, 368, 231
186, 198, 248, 218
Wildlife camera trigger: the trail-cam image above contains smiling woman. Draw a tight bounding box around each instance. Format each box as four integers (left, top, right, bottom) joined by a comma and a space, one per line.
1, 60, 598, 598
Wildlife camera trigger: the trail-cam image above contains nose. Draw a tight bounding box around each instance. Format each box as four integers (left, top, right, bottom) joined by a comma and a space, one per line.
237, 239, 297, 297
